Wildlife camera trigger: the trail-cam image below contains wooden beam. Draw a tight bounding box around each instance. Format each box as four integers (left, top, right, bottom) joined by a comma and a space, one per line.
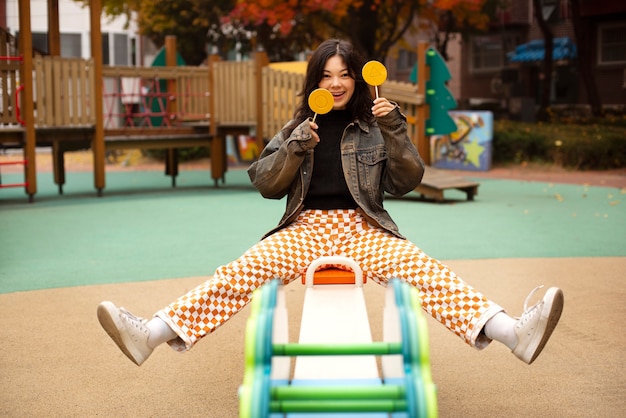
89, 0, 106, 194
416, 42, 430, 165
165, 36, 177, 120
254, 51, 269, 150
47, 0, 60, 56
207, 54, 220, 136
18, 0, 37, 199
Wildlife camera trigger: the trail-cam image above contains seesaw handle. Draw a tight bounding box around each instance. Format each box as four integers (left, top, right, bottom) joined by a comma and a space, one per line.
304, 256, 364, 288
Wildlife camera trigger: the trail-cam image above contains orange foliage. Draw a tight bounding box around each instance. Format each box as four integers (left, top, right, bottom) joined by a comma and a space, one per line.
230, 0, 372, 29
433, 0, 483, 10
228, 0, 490, 43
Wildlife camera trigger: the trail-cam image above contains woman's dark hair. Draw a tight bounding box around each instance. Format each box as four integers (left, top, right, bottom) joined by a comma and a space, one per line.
285, 39, 374, 133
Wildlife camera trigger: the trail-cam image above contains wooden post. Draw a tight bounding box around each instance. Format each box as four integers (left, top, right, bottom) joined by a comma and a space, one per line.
90, 0, 106, 195
164, 36, 178, 182
206, 54, 224, 186
207, 54, 220, 137
165, 36, 177, 121
416, 42, 430, 165
18, 0, 37, 200
254, 50, 269, 151
48, 0, 62, 192
47, 0, 60, 56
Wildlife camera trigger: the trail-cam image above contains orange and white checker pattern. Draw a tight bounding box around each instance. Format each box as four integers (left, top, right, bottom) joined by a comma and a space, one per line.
157, 209, 503, 352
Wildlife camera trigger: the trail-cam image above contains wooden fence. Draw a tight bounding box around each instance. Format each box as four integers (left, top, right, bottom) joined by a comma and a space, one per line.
259, 68, 423, 144
34, 56, 96, 127
262, 67, 304, 137
1, 51, 423, 198
0, 29, 21, 126
211, 59, 257, 127
1, 55, 421, 137
380, 80, 424, 142
101, 65, 212, 129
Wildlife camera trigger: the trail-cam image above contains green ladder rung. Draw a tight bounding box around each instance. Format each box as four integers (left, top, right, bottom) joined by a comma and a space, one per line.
271, 384, 406, 401
270, 399, 409, 413
272, 342, 403, 356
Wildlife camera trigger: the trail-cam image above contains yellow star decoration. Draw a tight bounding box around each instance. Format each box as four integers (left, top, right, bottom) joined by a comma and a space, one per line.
463, 138, 485, 168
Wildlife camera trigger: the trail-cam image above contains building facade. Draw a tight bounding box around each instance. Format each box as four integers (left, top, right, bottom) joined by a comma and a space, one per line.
2, 0, 156, 66
458, 0, 625, 114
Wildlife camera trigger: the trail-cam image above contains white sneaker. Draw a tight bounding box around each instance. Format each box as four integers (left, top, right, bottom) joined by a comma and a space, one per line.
513, 286, 564, 364
97, 301, 153, 366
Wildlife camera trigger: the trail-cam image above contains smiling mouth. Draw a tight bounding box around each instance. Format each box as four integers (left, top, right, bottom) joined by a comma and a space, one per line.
331, 92, 344, 99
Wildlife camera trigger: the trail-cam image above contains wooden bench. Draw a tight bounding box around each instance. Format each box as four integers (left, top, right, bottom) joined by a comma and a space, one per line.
101, 125, 251, 192
1, 124, 252, 195
50, 126, 222, 194
103, 127, 214, 188
415, 166, 480, 202
5, 125, 217, 194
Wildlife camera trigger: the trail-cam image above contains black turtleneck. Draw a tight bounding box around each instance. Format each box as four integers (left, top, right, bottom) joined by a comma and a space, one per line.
303, 110, 357, 210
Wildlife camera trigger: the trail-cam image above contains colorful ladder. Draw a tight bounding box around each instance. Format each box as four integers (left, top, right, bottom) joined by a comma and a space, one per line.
239, 257, 438, 418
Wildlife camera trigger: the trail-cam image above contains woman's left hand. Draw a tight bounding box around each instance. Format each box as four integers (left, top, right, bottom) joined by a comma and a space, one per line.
371, 97, 395, 118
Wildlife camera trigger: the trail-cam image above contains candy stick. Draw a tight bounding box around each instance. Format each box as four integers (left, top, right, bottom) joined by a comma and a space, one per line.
308, 88, 334, 123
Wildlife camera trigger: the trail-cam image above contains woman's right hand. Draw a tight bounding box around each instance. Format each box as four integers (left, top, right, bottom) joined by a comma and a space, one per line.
309, 119, 320, 143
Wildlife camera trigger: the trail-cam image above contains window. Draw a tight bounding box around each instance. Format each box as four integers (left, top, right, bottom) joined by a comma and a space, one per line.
130, 37, 137, 66
533, 0, 569, 23
61, 33, 81, 58
472, 33, 523, 73
472, 40, 502, 70
397, 49, 417, 72
541, 0, 558, 21
113, 33, 129, 66
32, 32, 49, 55
598, 24, 626, 65
471, 36, 504, 72
101, 33, 110, 65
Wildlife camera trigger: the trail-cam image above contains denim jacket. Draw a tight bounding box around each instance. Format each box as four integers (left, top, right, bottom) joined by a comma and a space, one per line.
248, 105, 425, 239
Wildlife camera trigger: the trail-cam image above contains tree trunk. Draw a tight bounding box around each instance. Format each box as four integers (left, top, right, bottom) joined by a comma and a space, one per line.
533, 0, 554, 122
569, 0, 603, 117
437, 10, 454, 61
349, 0, 379, 60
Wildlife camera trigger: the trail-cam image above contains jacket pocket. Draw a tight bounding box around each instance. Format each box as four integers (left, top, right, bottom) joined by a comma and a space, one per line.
355, 146, 387, 205
356, 146, 387, 165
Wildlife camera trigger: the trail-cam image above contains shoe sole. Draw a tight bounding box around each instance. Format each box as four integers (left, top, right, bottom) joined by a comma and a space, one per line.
97, 301, 145, 366
525, 287, 564, 364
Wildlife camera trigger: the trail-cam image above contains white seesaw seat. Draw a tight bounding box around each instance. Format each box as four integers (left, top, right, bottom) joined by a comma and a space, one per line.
293, 256, 379, 381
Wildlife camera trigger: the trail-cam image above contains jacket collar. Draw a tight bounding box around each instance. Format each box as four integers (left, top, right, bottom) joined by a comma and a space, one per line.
353, 117, 370, 133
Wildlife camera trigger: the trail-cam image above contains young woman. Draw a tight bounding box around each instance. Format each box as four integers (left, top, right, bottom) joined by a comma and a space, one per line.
98, 39, 563, 367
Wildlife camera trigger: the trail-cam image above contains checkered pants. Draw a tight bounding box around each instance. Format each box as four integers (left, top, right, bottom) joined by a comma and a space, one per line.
157, 209, 503, 352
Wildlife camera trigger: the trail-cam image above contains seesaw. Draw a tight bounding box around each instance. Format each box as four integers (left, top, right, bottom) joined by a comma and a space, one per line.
238, 256, 438, 417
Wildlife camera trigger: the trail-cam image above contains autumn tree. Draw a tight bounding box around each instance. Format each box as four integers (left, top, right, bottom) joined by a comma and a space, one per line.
77, 0, 235, 65
81, 0, 492, 64
568, 0, 602, 117
225, 1, 474, 62
420, 0, 497, 61
132, 0, 227, 65
532, 0, 554, 122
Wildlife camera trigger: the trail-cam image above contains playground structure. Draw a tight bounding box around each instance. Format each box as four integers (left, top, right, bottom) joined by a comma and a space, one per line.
239, 256, 438, 417
1, 1, 477, 202
1, 33, 422, 201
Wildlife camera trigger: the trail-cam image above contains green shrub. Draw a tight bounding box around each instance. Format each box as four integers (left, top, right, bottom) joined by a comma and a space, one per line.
493, 120, 625, 170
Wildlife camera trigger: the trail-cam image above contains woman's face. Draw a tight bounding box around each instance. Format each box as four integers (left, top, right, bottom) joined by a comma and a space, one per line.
318, 55, 355, 110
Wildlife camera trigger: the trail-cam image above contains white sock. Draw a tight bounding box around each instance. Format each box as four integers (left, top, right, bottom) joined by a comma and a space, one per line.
146, 317, 177, 349
484, 312, 518, 350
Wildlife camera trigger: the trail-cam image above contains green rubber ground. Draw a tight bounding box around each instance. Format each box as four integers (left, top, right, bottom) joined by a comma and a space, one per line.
1, 168, 624, 294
